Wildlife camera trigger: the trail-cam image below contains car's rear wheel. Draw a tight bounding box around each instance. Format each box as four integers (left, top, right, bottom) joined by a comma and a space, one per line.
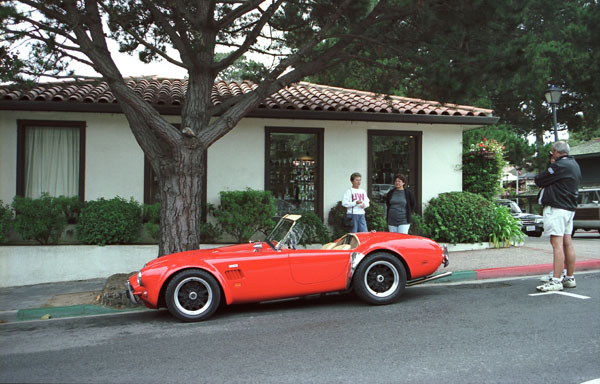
353, 252, 406, 305
165, 269, 221, 322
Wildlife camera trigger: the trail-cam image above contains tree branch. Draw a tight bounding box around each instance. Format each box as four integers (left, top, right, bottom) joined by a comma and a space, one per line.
216, 0, 263, 30
213, 0, 284, 74
96, 1, 185, 68
139, 0, 193, 68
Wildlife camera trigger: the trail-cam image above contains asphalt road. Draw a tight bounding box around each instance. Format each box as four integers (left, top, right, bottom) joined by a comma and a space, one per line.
1, 273, 599, 384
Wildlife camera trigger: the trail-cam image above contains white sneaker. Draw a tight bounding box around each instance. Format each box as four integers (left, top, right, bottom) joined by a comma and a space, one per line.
540, 269, 566, 282
536, 279, 563, 292
562, 276, 576, 288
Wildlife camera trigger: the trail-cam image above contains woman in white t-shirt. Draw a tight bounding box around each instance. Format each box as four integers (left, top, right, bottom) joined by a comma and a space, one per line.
342, 172, 370, 233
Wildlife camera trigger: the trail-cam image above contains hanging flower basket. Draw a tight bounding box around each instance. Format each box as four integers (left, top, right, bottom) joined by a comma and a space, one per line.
469, 138, 505, 160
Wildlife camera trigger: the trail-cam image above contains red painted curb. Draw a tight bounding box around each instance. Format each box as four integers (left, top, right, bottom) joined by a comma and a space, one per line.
475, 259, 600, 280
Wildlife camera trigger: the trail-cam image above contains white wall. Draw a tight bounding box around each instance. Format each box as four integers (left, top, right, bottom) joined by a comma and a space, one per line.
1, 110, 468, 218
421, 124, 465, 205
84, 113, 145, 201
207, 118, 265, 206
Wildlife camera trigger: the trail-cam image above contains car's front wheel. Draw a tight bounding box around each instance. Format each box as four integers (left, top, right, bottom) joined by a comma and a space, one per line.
165, 269, 221, 322
353, 252, 406, 305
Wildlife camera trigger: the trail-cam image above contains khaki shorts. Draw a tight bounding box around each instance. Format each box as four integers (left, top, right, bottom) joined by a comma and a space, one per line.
543, 206, 575, 236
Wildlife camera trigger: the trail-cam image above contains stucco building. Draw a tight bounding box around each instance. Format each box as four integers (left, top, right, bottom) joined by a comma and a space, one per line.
0, 77, 498, 223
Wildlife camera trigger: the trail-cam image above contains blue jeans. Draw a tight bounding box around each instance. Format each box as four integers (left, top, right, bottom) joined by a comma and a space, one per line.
351, 214, 368, 233
388, 224, 410, 234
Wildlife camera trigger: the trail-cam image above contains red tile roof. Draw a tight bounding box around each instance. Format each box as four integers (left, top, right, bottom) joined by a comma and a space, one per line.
0, 77, 496, 120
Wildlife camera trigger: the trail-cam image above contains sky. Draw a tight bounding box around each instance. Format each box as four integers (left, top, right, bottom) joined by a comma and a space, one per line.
65, 42, 189, 80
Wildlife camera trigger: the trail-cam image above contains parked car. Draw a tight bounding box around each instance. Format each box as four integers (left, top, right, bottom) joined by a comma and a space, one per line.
127, 214, 451, 322
372, 184, 394, 201
495, 199, 543, 237
574, 188, 600, 234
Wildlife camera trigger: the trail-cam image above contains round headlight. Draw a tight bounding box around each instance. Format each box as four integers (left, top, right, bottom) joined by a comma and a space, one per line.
137, 271, 143, 286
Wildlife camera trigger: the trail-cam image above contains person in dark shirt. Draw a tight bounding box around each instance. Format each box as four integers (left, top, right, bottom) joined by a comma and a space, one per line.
385, 174, 416, 234
534, 141, 582, 292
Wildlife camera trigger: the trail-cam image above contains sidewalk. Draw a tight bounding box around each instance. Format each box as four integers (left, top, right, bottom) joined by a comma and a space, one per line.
1, 234, 599, 323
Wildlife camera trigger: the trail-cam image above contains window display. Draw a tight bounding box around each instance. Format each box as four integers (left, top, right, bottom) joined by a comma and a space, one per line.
368, 131, 419, 207
267, 130, 321, 216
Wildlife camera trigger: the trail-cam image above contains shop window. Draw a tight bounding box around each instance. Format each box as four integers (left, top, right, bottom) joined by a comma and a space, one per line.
368, 130, 421, 210
265, 127, 323, 218
17, 120, 85, 199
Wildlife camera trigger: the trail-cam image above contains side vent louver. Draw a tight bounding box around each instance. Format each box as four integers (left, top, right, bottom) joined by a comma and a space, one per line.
225, 269, 244, 280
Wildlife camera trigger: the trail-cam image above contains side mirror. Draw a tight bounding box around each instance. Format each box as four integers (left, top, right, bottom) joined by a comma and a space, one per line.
253, 243, 263, 252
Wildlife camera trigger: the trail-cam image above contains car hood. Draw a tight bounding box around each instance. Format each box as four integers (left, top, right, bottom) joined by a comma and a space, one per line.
143, 243, 261, 268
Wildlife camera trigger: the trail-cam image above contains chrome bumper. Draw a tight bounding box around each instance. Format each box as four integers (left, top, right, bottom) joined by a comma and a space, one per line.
126, 279, 141, 305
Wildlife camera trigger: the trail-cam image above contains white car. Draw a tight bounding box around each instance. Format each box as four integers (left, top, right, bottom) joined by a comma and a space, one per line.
372, 184, 394, 201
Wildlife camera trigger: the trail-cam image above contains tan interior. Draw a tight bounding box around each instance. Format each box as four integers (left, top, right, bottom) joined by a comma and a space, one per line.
332, 244, 351, 250
321, 234, 360, 250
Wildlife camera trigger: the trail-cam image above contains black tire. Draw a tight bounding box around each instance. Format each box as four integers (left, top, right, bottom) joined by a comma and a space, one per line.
353, 252, 407, 305
165, 269, 221, 322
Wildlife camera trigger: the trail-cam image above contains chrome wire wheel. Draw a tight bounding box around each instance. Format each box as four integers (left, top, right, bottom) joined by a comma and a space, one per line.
354, 252, 406, 305
166, 269, 221, 322
174, 277, 213, 316
364, 260, 400, 298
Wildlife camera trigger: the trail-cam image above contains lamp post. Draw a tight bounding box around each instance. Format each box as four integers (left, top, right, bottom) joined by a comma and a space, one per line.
545, 86, 563, 142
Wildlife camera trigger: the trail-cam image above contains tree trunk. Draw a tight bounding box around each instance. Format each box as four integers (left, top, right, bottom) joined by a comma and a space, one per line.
156, 146, 205, 256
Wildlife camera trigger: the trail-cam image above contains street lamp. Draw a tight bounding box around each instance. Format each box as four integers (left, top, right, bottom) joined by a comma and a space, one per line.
545, 85, 563, 142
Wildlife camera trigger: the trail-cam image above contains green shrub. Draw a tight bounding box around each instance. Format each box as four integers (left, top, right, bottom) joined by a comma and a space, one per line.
144, 222, 160, 241
141, 203, 161, 241
0, 201, 13, 244
328, 201, 386, 239
12, 194, 67, 245
77, 197, 142, 245
210, 189, 276, 243
423, 192, 495, 244
199, 222, 223, 243
54, 196, 84, 224
408, 214, 429, 237
142, 203, 160, 223
365, 203, 387, 232
328, 201, 350, 239
489, 205, 525, 248
290, 210, 331, 245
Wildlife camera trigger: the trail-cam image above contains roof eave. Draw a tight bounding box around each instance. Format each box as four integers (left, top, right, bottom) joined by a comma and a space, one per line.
0, 100, 499, 126
246, 109, 499, 125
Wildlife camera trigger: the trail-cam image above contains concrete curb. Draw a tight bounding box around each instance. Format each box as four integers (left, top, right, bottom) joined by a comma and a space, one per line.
435, 259, 600, 283
14, 304, 144, 322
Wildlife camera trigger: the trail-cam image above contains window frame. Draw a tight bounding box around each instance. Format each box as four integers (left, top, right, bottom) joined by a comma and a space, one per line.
265, 126, 324, 219
16, 119, 86, 200
367, 129, 422, 213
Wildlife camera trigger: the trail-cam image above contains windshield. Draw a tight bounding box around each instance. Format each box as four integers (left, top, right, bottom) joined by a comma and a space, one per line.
265, 218, 294, 249
509, 201, 522, 214
265, 217, 305, 250
498, 200, 521, 214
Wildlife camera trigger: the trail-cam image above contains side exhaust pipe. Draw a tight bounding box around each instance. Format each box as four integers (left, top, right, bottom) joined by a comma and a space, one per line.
406, 271, 453, 287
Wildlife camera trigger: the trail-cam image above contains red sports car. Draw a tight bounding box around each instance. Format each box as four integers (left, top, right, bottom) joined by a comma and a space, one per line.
127, 214, 450, 322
